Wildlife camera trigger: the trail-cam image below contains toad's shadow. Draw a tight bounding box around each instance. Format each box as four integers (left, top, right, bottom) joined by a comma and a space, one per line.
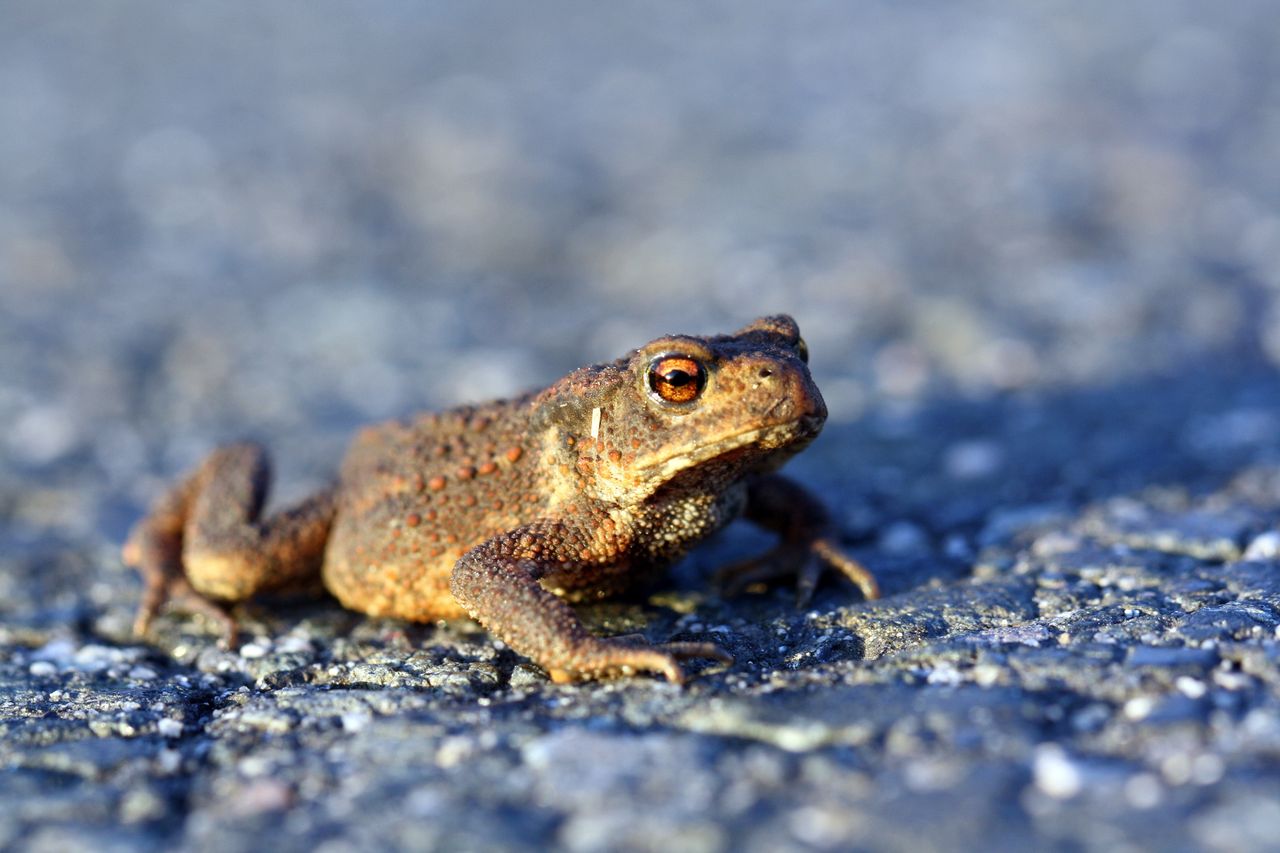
672, 354, 1280, 605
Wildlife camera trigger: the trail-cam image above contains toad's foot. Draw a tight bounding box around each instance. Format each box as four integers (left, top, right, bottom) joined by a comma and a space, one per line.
123, 534, 239, 645
717, 536, 880, 608
453, 522, 736, 685
545, 637, 733, 685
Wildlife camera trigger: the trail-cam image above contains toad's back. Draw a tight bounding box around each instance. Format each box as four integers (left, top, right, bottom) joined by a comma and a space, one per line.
322, 396, 546, 621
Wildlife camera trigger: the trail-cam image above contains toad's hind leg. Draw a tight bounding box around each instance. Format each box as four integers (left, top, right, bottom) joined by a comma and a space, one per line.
123, 442, 337, 642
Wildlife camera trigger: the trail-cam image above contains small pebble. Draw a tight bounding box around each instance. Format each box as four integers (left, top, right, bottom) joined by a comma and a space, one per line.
973, 663, 1001, 687
1191, 753, 1225, 785
128, 666, 158, 680
1244, 530, 1280, 560
74, 644, 126, 668
157, 718, 184, 738
925, 662, 962, 686
29, 661, 57, 678
240, 642, 269, 659
341, 711, 372, 733
1032, 531, 1082, 557
1070, 703, 1110, 733
227, 779, 293, 816
157, 749, 182, 774
34, 638, 77, 665
1125, 773, 1163, 809
1123, 696, 1155, 721
275, 636, 314, 654
1175, 676, 1207, 699
1033, 745, 1082, 799
120, 788, 168, 824
1213, 670, 1251, 691
1161, 752, 1194, 785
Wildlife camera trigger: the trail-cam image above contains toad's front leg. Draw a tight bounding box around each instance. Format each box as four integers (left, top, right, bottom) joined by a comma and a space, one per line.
718, 473, 880, 607
449, 520, 730, 684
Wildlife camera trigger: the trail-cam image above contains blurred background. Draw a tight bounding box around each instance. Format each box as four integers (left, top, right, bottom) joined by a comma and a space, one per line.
3, 1, 1280, 530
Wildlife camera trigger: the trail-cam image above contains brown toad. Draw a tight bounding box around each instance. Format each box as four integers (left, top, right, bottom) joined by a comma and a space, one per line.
123, 315, 879, 683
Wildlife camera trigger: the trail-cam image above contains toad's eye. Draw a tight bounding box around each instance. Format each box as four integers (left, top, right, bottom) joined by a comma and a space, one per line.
647, 355, 706, 405
796, 337, 809, 364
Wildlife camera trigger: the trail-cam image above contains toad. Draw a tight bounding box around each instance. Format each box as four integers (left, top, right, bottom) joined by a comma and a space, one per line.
124, 315, 879, 683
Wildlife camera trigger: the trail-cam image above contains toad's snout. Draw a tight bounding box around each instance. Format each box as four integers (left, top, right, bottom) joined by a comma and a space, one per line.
746, 358, 827, 427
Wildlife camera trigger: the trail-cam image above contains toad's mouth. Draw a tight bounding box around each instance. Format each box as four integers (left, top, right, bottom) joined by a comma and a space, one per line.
636, 413, 824, 482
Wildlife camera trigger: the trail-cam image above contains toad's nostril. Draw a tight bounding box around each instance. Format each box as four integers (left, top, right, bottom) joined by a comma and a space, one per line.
758, 367, 774, 379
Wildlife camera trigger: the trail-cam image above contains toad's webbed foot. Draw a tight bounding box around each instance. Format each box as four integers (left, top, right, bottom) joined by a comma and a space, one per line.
717, 537, 880, 609
726, 473, 881, 608
545, 637, 733, 685
124, 534, 240, 645
451, 522, 733, 685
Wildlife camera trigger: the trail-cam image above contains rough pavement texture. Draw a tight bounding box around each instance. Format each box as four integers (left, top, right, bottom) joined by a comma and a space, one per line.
5, 3, 1280, 851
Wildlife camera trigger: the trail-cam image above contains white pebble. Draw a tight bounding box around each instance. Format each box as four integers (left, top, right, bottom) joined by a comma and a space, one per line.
72, 645, 118, 673
1123, 696, 1155, 721
240, 643, 269, 659
1032, 532, 1082, 558
158, 748, 182, 774
9, 404, 78, 464
1213, 670, 1251, 691
33, 638, 77, 665
128, 666, 158, 681
1033, 745, 1082, 799
29, 661, 58, 678
275, 636, 313, 654
157, 718, 184, 738
926, 662, 963, 686
1191, 753, 1225, 786
1125, 772, 1163, 809
1161, 752, 1192, 785
973, 664, 1001, 687
1175, 676, 1207, 699
341, 711, 372, 733
1244, 530, 1280, 560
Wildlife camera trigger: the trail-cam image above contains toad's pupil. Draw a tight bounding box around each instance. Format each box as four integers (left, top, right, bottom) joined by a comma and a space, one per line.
648, 355, 705, 404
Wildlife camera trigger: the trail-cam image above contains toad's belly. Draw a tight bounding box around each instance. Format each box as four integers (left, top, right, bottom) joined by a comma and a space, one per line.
320, 404, 546, 621
321, 502, 670, 621
321, 505, 474, 621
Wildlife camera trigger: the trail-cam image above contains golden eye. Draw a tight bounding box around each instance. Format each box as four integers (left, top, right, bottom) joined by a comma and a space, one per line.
647, 355, 706, 405
796, 337, 809, 364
